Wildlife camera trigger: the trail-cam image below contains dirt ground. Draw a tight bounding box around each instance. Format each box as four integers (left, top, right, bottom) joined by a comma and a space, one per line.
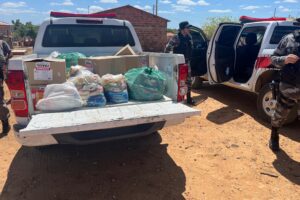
0, 83, 299, 200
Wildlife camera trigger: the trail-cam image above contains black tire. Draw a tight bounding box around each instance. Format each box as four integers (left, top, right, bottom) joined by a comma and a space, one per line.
191, 76, 204, 89
257, 83, 297, 124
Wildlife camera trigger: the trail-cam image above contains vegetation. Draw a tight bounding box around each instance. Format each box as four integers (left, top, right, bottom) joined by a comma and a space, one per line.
11, 19, 39, 40
167, 28, 177, 34
202, 16, 238, 39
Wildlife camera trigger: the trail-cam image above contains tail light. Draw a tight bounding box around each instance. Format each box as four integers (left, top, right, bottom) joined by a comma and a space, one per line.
256, 56, 272, 69
6, 70, 29, 117
177, 63, 188, 102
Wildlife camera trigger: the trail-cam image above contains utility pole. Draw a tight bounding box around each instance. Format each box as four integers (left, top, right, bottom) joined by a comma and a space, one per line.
156, 0, 158, 16
153, 4, 155, 15
273, 8, 277, 17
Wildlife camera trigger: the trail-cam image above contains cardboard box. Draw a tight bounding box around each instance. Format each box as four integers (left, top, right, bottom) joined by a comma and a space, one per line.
122, 55, 148, 70
30, 85, 46, 109
25, 58, 66, 85
78, 55, 148, 76
115, 44, 136, 56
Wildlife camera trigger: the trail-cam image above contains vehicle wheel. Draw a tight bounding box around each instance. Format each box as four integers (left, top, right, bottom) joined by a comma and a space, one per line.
191, 76, 204, 89
257, 83, 297, 124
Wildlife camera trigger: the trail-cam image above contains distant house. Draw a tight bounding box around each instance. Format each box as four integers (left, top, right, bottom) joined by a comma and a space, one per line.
0, 21, 12, 37
97, 5, 169, 52
0, 21, 13, 47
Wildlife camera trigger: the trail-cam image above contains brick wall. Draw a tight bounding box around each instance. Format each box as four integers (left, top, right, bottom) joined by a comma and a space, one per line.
0, 25, 11, 37
99, 6, 168, 52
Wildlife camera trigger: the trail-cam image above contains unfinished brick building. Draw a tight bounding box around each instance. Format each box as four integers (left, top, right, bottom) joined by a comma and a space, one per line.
97, 5, 169, 52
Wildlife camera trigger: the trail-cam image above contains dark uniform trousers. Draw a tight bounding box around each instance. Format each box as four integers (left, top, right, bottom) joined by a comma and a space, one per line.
0, 65, 10, 121
272, 82, 300, 127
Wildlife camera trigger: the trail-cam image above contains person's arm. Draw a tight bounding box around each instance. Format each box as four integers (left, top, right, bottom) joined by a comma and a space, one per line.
271, 36, 299, 69
165, 35, 179, 53
2, 41, 12, 63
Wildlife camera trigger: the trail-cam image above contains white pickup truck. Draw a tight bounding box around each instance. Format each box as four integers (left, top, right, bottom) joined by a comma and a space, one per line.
7, 13, 199, 147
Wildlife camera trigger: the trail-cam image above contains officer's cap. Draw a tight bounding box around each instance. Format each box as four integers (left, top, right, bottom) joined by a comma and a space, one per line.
179, 21, 191, 30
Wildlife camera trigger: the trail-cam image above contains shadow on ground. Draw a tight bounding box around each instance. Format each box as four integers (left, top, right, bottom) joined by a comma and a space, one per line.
0, 133, 186, 200
273, 149, 300, 185
193, 84, 300, 143
193, 84, 300, 185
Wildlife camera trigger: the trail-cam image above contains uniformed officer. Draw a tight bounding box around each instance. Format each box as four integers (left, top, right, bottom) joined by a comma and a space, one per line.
165, 21, 196, 105
0, 39, 12, 136
270, 29, 300, 151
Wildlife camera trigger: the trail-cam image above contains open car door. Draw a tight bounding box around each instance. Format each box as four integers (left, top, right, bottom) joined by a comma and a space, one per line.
207, 23, 242, 83
189, 26, 208, 77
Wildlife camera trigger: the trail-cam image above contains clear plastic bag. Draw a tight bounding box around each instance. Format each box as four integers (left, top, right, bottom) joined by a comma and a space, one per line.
101, 74, 127, 93
68, 66, 106, 107
101, 74, 128, 103
36, 82, 83, 111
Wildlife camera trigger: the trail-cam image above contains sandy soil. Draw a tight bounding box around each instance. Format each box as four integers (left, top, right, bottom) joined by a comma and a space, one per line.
0, 83, 299, 200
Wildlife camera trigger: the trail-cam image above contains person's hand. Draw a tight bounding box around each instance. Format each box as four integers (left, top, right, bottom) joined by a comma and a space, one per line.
284, 54, 299, 64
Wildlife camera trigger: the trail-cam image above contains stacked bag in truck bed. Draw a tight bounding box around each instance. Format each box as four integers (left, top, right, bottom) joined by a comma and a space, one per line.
36, 82, 83, 111
125, 67, 167, 101
68, 66, 106, 107
101, 74, 128, 104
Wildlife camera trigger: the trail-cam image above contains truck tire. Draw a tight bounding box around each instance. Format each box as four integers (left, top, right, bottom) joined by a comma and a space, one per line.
257, 83, 297, 124
191, 76, 204, 89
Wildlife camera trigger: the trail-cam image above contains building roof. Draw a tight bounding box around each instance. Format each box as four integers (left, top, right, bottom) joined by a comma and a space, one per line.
0, 21, 11, 26
96, 5, 170, 22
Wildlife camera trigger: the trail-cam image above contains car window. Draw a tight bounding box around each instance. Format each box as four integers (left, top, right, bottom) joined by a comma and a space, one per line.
270, 26, 300, 44
217, 25, 241, 47
42, 25, 135, 47
190, 30, 205, 48
237, 26, 266, 48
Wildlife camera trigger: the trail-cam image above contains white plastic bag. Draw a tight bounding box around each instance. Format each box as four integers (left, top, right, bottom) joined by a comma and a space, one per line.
36, 82, 83, 111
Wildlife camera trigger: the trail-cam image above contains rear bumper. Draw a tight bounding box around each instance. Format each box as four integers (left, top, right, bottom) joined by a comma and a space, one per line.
14, 121, 166, 147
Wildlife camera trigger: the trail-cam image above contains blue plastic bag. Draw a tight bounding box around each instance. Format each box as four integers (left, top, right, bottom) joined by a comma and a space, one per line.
87, 94, 106, 107
105, 90, 128, 104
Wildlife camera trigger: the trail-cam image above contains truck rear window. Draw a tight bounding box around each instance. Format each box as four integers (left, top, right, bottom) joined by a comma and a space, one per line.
42, 25, 135, 47
270, 26, 300, 44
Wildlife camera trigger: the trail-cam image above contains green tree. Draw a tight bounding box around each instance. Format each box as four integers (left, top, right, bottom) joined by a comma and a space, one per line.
11, 19, 39, 40
202, 16, 237, 39
167, 28, 177, 34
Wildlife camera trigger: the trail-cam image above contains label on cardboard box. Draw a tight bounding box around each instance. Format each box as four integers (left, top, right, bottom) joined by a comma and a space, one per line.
25, 57, 66, 86
34, 62, 53, 81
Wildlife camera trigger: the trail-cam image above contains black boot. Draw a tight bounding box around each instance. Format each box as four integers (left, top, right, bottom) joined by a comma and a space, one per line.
186, 94, 196, 106
269, 127, 280, 152
1, 119, 10, 135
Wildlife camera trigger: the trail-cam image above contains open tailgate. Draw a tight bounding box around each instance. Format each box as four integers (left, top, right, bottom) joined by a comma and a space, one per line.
20, 101, 200, 136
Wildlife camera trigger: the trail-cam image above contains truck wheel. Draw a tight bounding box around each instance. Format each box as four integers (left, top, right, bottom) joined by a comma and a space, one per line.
191, 76, 204, 89
257, 83, 297, 124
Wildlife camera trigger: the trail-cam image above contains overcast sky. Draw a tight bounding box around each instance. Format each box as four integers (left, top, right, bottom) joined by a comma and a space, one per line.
0, 0, 299, 28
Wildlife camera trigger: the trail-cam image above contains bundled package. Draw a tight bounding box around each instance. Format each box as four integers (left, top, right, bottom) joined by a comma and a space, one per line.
68, 65, 106, 107
101, 74, 128, 104
125, 67, 167, 101
36, 82, 83, 111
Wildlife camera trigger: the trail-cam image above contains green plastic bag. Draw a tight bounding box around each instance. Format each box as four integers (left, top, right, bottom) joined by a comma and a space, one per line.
57, 52, 86, 71
125, 67, 167, 101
